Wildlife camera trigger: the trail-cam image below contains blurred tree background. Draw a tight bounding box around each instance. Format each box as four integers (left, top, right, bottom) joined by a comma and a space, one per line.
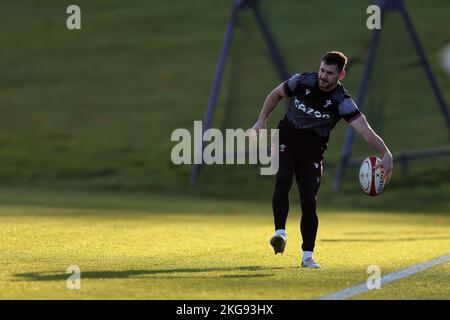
0, 0, 449, 212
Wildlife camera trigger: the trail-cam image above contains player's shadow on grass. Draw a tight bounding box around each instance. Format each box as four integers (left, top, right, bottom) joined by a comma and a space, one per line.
14, 266, 282, 282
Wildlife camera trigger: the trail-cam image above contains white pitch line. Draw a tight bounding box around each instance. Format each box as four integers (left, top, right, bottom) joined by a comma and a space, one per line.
319, 253, 450, 300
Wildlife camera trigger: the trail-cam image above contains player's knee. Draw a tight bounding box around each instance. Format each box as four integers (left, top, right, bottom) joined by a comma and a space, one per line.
300, 197, 317, 215
274, 174, 293, 193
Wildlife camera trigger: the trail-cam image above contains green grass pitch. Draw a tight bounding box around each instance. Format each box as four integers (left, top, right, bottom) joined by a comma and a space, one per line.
0, 188, 448, 299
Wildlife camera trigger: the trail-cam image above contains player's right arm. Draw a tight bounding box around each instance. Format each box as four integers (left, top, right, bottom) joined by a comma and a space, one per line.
252, 83, 286, 132
349, 114, 393, 183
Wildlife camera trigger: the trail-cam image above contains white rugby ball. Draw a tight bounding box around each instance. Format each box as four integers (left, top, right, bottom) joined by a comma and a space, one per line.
359, 156, 385, 196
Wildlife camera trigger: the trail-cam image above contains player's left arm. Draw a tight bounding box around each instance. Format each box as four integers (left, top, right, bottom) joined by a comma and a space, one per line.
349, 115, 393, 183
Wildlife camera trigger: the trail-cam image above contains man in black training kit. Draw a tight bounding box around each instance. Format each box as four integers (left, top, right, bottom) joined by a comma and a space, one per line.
252, 52, 393, 268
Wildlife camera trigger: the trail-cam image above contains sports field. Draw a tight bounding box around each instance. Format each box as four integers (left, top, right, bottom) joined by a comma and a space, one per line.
1, 188, 448, 300
1, 0, 449, 301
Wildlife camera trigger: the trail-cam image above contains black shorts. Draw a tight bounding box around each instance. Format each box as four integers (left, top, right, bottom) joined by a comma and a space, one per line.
277, 116, 328, 161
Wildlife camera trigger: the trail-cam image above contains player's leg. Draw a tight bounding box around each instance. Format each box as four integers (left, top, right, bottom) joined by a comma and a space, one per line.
272, 145, 295, 231
270, 129, 295, 254
294, 157, 323, 268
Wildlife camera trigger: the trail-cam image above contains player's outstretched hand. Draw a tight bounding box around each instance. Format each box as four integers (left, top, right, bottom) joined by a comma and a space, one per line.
376, 152, 393, 184
250, 120, 266, 142
251, 119, 266, 133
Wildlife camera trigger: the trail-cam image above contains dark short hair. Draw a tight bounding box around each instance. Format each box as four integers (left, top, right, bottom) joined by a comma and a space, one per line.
322, 51, 348, 72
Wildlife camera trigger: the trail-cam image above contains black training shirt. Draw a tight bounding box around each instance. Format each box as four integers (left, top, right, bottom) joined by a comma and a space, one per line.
283, 72, 362, 140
